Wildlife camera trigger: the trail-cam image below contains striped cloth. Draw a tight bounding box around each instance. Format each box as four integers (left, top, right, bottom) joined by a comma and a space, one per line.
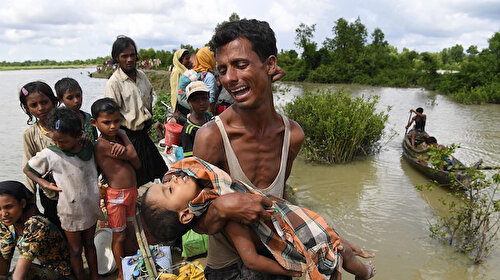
167, 157, 343, 280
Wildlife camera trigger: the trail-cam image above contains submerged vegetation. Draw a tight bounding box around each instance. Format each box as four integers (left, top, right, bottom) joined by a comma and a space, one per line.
416, 145, 500, 263
284, 89, 389, 163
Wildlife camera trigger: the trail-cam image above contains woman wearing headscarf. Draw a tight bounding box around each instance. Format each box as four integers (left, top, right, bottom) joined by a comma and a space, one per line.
178, 47, 218, 115
0, 181, 71, 279
170, 49, 192, 117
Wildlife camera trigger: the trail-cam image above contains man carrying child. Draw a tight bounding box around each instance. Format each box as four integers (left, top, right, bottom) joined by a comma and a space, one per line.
91, 98, 141, 280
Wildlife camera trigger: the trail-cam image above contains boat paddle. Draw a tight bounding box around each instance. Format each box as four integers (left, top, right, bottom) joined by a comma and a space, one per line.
405, 111, 412, 135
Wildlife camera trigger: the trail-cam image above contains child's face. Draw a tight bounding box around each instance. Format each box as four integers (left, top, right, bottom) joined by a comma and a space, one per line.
188, 92, 210, 114
147, 175, 199, 213
50, 130, 80, 152
93, 111, 121, 138
25, 92, 55, 122
61, 89, 82, 112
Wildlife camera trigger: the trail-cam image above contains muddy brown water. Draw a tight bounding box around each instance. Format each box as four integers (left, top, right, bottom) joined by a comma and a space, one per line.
1, 70, 499, 279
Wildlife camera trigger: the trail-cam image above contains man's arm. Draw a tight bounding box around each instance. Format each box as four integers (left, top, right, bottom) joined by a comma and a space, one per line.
192, 121, 224, 167
405, 116, 415, 129
283, 120, 305, 199
225, 221, 302, 277
194, 193, 273, 235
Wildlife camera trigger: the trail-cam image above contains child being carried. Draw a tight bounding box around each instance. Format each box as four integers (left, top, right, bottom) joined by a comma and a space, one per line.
141, 157, 375, 280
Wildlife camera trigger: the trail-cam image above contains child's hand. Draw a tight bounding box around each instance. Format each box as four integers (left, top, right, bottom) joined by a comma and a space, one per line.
45, 183, 62, 192
110, 142, 126, 157
79, 136, 91, 146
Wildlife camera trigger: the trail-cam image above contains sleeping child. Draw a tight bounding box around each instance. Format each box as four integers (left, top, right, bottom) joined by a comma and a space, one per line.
141, 157, 375, 280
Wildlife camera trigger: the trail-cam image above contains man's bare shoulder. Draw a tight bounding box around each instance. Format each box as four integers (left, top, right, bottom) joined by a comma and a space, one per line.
193, 119, 224, 164
288, 119, 305, 149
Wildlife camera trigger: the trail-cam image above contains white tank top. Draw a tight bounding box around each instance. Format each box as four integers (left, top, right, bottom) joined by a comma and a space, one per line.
213, 114, 290, 197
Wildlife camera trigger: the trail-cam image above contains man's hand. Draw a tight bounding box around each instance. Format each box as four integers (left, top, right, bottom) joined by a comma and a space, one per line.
200, 193, 273, 234
216, 193, 273, 224
271, 65, 286, 82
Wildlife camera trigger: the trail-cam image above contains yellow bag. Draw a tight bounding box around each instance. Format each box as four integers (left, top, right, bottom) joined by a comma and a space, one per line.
159, 261, 205, 280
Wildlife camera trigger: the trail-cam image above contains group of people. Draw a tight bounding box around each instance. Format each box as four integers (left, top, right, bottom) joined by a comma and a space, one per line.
0, 18, 377, 280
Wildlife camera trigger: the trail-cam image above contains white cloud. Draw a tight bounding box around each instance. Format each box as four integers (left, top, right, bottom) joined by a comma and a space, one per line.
0, 0, 498, 61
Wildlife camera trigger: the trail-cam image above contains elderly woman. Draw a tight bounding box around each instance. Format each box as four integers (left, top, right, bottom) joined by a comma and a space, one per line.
0, 181, 71, 280
178, 46, 218, 115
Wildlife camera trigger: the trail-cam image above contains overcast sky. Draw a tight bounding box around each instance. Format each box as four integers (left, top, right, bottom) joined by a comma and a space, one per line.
1, 0, 499, 62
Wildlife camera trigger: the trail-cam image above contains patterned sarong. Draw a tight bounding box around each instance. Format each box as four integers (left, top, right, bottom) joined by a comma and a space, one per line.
166, 157, 343, 280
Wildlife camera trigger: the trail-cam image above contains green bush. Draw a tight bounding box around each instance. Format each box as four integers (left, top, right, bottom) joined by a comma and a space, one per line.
284, 89, 389, 163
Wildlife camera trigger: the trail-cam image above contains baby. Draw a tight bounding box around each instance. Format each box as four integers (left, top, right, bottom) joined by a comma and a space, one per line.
141, 157, 375, 280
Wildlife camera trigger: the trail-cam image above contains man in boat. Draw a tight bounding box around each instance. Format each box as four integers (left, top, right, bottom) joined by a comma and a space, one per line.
405, 107, 429, 148
192, 19, 305, 279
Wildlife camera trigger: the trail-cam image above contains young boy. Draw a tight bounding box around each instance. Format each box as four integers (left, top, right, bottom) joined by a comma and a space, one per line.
180, 81, 213, 158
141, 157, 375, 280
23, 107, 103, 280
90, 98, 141, 280
55, 77, 98, 141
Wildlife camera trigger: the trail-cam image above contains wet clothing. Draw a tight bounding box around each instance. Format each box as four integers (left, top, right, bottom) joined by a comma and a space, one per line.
26, 143, 104, 231
180, 112, 213, 157
105, 187, 138, 232
0, 215, 71, 276
169, 158, 342, 280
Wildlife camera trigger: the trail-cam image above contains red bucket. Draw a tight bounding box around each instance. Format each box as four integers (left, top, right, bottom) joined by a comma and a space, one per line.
165, 122, 183, 147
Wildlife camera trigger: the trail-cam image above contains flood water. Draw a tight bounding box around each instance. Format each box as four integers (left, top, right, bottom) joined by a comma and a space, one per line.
1, 69, 499, 279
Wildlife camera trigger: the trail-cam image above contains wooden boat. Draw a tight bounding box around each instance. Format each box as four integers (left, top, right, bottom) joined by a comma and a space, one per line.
401, 134, 467, 185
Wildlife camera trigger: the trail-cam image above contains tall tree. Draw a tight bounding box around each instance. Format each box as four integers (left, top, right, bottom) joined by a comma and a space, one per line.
215, 12, 241, 31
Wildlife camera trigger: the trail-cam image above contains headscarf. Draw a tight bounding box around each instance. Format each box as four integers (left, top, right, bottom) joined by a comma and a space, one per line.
0, 181, 33, 203
170, 49, 189, 109
193, 47, 216, 74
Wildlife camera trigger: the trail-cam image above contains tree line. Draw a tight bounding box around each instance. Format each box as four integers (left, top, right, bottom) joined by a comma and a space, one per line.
3, 15, 498, 104
278, 18, 499, 104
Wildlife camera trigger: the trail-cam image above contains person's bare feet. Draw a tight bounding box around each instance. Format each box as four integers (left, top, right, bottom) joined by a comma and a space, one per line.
355, 261, 376, 280
352, 246, 375, 258
358, 248, 375, 258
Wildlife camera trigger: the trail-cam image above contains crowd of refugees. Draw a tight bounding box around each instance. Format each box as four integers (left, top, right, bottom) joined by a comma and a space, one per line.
1, 19, 376, 280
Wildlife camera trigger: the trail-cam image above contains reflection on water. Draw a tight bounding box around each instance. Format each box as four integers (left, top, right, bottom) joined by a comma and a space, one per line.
0, 71, 499, 279
280, 82, 500, 279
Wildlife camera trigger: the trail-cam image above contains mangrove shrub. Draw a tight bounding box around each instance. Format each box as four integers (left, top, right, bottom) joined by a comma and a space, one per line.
416, 145, 500, 263
284, 89, 389, 163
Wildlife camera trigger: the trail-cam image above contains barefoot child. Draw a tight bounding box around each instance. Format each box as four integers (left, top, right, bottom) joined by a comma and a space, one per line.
23, 108, 104, 280
55, 77, 98, 141
180, 81, 213, 158
91, 98, 141, 280
19, 81, 61, 230
142, 157, 376, 280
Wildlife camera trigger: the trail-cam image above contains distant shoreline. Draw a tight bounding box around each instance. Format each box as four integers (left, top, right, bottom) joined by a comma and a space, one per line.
0, 65, 96, 71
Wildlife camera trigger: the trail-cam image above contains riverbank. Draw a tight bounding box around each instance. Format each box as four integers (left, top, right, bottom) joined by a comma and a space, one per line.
0, 64, 95, 71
